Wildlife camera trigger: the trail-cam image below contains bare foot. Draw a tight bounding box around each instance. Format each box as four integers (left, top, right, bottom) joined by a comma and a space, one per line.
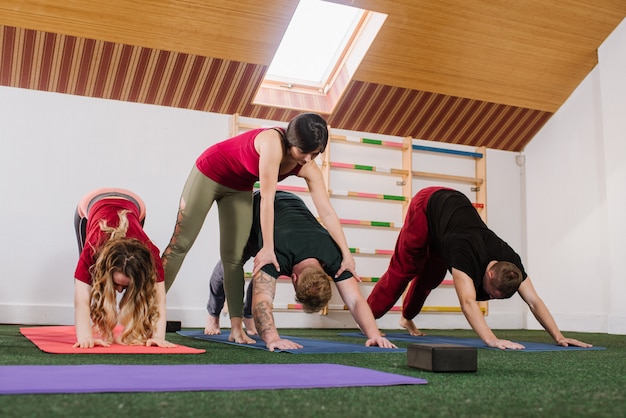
204, 314, 221, 335
229, 318, 256, 344
399, 317, 425, 336
243, 317, 258, 335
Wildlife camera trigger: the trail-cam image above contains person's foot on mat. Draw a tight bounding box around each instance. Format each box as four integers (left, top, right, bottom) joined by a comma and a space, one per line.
400, 317, 426, 336
204, 315, 221, 335
229, 318, 256, 344
243, 317, 258, 336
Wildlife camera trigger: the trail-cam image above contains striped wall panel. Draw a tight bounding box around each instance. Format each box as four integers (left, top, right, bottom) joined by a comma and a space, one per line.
0, 25, 552, 152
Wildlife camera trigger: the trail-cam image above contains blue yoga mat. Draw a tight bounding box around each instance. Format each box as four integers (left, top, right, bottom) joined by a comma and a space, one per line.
0, 363, 427, 394
178, 330, 406, 354
339, 332, 606, 352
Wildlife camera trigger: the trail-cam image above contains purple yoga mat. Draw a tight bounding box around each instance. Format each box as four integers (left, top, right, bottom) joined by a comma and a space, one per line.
1, 363, 427, 394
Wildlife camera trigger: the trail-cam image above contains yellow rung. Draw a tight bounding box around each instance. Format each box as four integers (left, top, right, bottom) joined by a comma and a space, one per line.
390, 305, 486, 314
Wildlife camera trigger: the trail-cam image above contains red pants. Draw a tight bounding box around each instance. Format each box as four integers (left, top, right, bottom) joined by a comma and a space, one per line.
367, 187, 449, 319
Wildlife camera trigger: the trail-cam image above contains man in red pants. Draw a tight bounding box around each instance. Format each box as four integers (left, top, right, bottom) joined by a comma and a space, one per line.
367, 186, 591, 350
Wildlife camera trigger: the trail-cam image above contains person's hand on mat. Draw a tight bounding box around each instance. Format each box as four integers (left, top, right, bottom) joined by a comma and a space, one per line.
73, 337, 110, 349
266, 338, 303, 352
488, 338, 525, 350
146, 337, 177, 348
365, 337, 397, 349
556, 337, 592, 348
253, 246, 280, 276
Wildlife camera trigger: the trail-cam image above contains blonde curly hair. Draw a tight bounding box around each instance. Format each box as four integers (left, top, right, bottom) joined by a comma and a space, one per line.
88, 210, 159, 345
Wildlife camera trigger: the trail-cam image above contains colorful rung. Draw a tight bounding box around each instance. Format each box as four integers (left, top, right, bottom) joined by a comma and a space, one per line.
333, 135, 405, 148
330, 190, 406, 201
285, 304, 485, 313
330, 161, 408, 176
340, 218, 395, 228
389, 305, 486, 313
255, 182, 474, 208
349, 248, 394, 255
286, 304, 347, 311
412, 144, 484, 159
245, 272, 292, 280
247, 274, 446, 285
254, 182, 309, 193
359, 277, 381, 283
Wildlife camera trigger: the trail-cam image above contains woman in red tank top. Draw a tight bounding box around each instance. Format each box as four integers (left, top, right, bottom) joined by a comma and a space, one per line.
161, 113, 359, 346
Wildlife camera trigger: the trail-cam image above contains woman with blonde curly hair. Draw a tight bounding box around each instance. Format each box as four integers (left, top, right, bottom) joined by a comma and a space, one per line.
73, 188, 175, 349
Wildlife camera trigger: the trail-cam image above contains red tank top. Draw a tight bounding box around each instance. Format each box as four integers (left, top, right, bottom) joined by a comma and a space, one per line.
195, 127, 302, 191
74, 199, 165, 284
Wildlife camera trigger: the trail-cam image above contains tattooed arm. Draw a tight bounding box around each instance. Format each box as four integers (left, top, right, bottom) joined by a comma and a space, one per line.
251, 270, 303, 352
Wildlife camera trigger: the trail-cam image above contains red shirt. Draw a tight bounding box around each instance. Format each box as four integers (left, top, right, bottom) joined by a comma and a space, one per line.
74, 198, 164, 284
195, 128, 302, 191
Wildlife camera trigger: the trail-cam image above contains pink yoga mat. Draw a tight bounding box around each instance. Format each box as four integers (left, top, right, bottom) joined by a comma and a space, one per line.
20, 325, 205, 354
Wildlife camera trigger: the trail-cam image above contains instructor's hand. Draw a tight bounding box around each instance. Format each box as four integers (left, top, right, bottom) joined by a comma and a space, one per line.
253, 247, 280, 275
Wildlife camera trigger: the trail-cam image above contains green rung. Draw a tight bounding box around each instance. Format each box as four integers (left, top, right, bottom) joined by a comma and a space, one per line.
370, 221, 392, 227
361, 138, 383, 146
383, 194, 406, 201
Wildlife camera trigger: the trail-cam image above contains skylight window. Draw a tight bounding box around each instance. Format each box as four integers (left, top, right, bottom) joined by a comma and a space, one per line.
265, 0, 363, 87
253, 0, 386, 114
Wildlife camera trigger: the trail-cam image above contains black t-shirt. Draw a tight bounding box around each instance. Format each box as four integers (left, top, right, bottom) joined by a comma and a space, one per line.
248, 191, 352, 282
426, 189, 527, 300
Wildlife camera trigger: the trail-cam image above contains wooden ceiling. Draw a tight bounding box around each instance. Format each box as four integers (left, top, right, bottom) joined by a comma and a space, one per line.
1, 0, 624, 151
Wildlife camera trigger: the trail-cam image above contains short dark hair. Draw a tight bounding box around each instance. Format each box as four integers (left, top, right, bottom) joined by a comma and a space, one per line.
294, 266, 332, 313
490, 261, 523, 298
285, 113, 328, 154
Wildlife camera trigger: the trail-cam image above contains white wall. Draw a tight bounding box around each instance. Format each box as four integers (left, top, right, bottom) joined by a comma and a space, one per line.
0, 87, 230, 326
599, 17, 626, 335
0, 86, 525, 330
524, 17, 626, 334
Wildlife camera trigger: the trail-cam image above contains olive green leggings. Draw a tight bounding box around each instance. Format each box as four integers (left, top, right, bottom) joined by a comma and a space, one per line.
162, 165, 253, 318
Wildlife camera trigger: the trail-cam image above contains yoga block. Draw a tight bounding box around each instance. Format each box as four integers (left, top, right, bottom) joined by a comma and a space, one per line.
407, 343, 477, 372
166, 321, 182, 332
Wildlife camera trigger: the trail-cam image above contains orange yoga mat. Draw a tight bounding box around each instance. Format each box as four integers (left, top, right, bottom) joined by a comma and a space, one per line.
20, 325, 205, 354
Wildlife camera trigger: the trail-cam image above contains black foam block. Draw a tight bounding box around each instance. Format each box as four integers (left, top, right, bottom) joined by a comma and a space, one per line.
407, 343, 477, 372
166, 321, 182, 333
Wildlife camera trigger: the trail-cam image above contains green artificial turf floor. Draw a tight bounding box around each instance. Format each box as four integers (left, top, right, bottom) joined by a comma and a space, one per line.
0, 325, 624, 418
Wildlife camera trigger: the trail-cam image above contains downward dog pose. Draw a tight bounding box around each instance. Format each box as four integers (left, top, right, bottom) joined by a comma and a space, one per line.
161, 113, 357, 344
73, 188, 174, 349
367, 186, 591, 350
206, 191, 395, 351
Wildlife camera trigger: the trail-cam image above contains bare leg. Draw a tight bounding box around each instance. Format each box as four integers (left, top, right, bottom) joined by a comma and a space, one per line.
204, 314, 221, 335
243, 317, 258, 335
399, 316, 425, 336
229, 317, 256, 344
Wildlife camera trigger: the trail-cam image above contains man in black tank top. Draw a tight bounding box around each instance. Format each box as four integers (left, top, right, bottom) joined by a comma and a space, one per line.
367, 187, 591, 350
